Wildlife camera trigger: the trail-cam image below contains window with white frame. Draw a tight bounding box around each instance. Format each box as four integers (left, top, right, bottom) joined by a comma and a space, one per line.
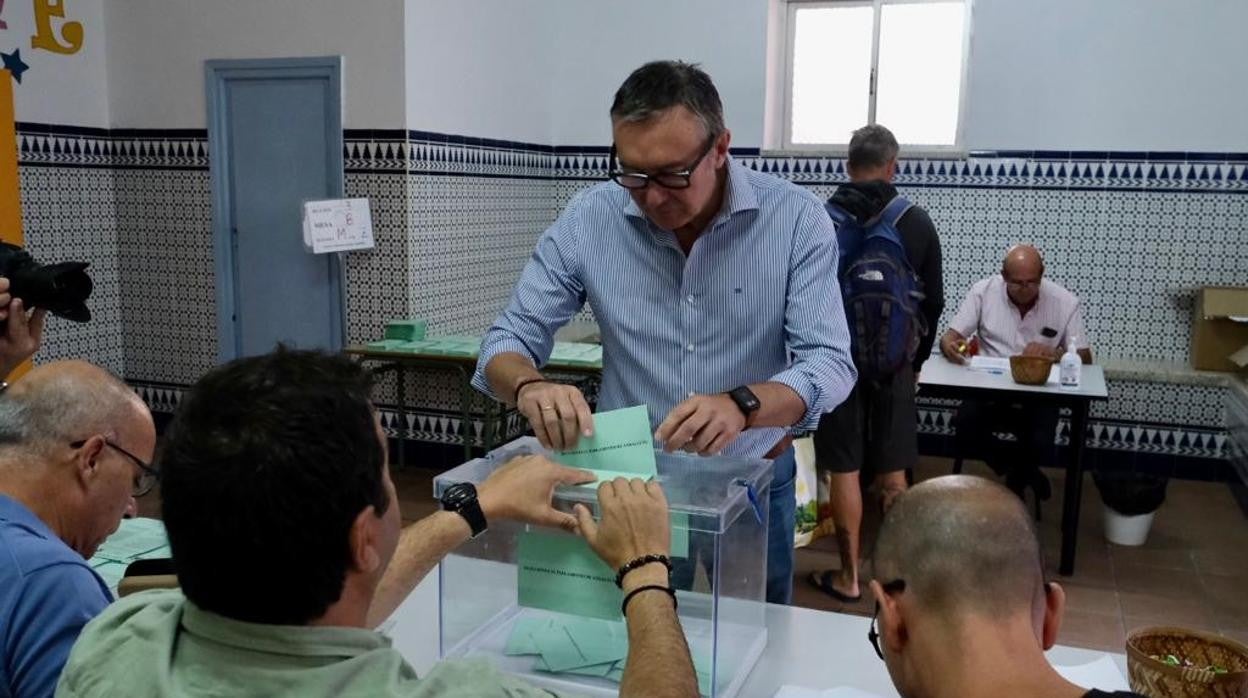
783, 0, 971, 151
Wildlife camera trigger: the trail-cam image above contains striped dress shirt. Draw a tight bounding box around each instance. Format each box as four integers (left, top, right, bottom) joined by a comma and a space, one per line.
472, 158, 856, 459
949, 276, 1090, 357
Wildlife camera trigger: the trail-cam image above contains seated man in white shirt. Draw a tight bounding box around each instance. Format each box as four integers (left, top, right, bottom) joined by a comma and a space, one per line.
938, 245, 1093, 502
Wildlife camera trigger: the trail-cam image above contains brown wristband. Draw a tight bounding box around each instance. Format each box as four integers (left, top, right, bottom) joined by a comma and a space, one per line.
512, 376, 548, 404
621, 584, 677, 617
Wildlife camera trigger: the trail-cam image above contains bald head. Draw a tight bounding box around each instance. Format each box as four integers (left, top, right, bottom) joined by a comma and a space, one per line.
873, 476, 1045, 620
0, 360, 149, 458
1002, 244, 1045, 278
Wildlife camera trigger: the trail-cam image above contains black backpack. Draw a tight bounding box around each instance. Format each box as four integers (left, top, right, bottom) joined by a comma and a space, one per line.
826, 196, 926, 380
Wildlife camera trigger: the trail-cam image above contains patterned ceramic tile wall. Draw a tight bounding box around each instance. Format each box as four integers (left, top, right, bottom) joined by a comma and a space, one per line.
20, 122, 1244, 468
115, 167, 215, 384
17, 164, 124, 374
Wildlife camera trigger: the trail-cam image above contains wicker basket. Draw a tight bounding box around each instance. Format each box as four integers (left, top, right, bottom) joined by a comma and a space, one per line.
1126, 626, 1248, 697
1009, 354, 1052, 385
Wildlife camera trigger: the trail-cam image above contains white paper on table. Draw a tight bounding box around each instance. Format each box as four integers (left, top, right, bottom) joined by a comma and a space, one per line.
1053, 655, 1130, 691
774, 687, 886, 698
968, 356, 1011, 373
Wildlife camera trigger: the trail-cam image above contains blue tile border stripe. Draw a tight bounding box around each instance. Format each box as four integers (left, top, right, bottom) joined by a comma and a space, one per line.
17, 122, 1248, 193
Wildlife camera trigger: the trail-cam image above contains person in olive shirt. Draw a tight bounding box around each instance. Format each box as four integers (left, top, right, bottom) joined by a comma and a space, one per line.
56, 349, 697, 698
869, 476, 1143, 698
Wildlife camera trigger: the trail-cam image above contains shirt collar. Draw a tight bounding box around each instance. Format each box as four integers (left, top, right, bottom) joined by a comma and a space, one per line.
622, 156, 761, 223
180, 598, 393, 659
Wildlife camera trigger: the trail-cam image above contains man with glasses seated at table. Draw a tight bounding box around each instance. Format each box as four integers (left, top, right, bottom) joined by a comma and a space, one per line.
868, 475, 1143, 698
475, 60, 855, 604
0, 360, 157, 698
938, 244, 1093, 504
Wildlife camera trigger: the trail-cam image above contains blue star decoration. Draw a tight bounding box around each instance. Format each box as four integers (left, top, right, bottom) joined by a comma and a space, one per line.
2, 48, 29, 84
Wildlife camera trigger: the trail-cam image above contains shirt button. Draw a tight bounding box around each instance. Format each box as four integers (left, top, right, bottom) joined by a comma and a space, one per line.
686, 343, 695, 352
687, 391, 695, 398
686, 295, 695, 304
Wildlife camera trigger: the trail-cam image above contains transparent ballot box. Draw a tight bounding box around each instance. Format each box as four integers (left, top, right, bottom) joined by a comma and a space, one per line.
434, 437, 773, 697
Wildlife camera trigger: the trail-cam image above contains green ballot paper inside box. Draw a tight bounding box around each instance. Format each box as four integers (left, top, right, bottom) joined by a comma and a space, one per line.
432, 411, 776, 697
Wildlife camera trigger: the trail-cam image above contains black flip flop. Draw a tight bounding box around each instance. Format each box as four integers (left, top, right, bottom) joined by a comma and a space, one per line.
807, 570, 861, 603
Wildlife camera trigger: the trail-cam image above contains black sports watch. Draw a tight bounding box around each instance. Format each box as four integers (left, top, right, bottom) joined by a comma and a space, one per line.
440, 483, 488, 538
726, 385, 761, 421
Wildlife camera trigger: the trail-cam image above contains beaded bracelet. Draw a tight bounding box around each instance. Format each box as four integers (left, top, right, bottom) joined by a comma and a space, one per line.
614, 553, 672, 588
621, 584, 677, 617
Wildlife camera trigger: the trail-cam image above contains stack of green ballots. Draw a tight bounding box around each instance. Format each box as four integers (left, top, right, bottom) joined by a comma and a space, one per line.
87, 517, 171, 592
503, 614, 711, 693
549, 341, 602, 368
366, 334, 481, 357
384, 319, 428, 341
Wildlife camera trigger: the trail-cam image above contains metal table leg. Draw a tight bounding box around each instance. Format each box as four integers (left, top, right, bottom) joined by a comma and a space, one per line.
1059, 400, 1090, 576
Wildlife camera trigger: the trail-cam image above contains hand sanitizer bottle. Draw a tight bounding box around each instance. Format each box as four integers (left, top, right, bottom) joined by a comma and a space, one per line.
1060, 336, 1081, 389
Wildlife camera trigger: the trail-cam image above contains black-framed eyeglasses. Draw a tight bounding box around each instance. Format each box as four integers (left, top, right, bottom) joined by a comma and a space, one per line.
70, 438, 159, 497
608, 136, 716, 190
1004, 278, 1041, 290
868, 578, 907, 660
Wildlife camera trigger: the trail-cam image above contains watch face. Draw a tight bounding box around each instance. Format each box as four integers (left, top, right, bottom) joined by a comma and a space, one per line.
732, 387, 761, 412
442, 482, 477, 509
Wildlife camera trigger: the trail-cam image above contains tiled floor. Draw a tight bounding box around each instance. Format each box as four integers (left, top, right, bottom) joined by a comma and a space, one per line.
137, 453, 1248, 653
793, 457, 1248, 653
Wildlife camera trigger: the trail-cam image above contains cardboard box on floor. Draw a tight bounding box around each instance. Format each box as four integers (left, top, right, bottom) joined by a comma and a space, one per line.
1191, 286, 1248, 372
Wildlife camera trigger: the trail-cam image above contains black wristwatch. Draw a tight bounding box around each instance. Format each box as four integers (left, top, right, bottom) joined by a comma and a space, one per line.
440, 483, 488, 538
726, 385, 761, 420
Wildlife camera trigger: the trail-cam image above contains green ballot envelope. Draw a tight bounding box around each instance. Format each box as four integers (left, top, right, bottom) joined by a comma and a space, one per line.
434, 435, 774, 697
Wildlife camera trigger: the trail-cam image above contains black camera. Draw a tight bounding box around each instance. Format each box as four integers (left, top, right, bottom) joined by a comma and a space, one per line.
0, 241, 93, 326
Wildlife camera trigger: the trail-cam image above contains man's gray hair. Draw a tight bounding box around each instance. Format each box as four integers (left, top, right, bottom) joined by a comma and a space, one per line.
848, 124, 900, 170
0, 367, 135, 455
610, 60, 725, 141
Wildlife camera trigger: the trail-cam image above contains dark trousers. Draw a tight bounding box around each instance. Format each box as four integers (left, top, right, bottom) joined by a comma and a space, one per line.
954, 400, 1059, 493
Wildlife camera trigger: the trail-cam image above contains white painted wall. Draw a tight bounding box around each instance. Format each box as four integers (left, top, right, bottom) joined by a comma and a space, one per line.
4, 0, 110, 127
546, 0, 768, 147
31, 0, 1241, 149
402, 0, 768, 146
104, 0, 405, 128
532, 0, 1248, 150
404, 0, 555, 142
964, 0, 1248, 151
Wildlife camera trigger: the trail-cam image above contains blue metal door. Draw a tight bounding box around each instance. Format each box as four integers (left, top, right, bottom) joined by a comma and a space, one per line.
206, 57, 344, 360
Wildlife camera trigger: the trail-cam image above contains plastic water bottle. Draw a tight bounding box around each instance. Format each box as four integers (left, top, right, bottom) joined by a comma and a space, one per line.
1060, 336, 1081, 389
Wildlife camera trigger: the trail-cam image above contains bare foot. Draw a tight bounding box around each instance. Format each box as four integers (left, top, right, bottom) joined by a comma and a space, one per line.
832, 568, 859, 599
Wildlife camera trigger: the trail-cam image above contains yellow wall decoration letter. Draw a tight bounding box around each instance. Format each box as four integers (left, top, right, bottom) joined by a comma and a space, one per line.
31, 0, 83, 55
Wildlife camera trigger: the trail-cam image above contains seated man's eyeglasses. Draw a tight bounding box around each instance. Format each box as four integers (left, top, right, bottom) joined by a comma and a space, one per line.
1004, 278, 1041, 290
609, 137, 716, 190
867, 578, 907, 660
70, 438, 160, 497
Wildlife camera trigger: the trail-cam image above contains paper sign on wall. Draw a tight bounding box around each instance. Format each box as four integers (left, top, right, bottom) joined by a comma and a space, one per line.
302, 198, 375, 253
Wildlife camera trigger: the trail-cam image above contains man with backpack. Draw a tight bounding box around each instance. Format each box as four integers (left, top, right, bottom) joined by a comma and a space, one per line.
809, 125, 944, 603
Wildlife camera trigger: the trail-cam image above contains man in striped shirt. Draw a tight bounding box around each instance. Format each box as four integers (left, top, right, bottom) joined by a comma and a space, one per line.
472, 60, 856, 604
939, 245, 1094, 501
